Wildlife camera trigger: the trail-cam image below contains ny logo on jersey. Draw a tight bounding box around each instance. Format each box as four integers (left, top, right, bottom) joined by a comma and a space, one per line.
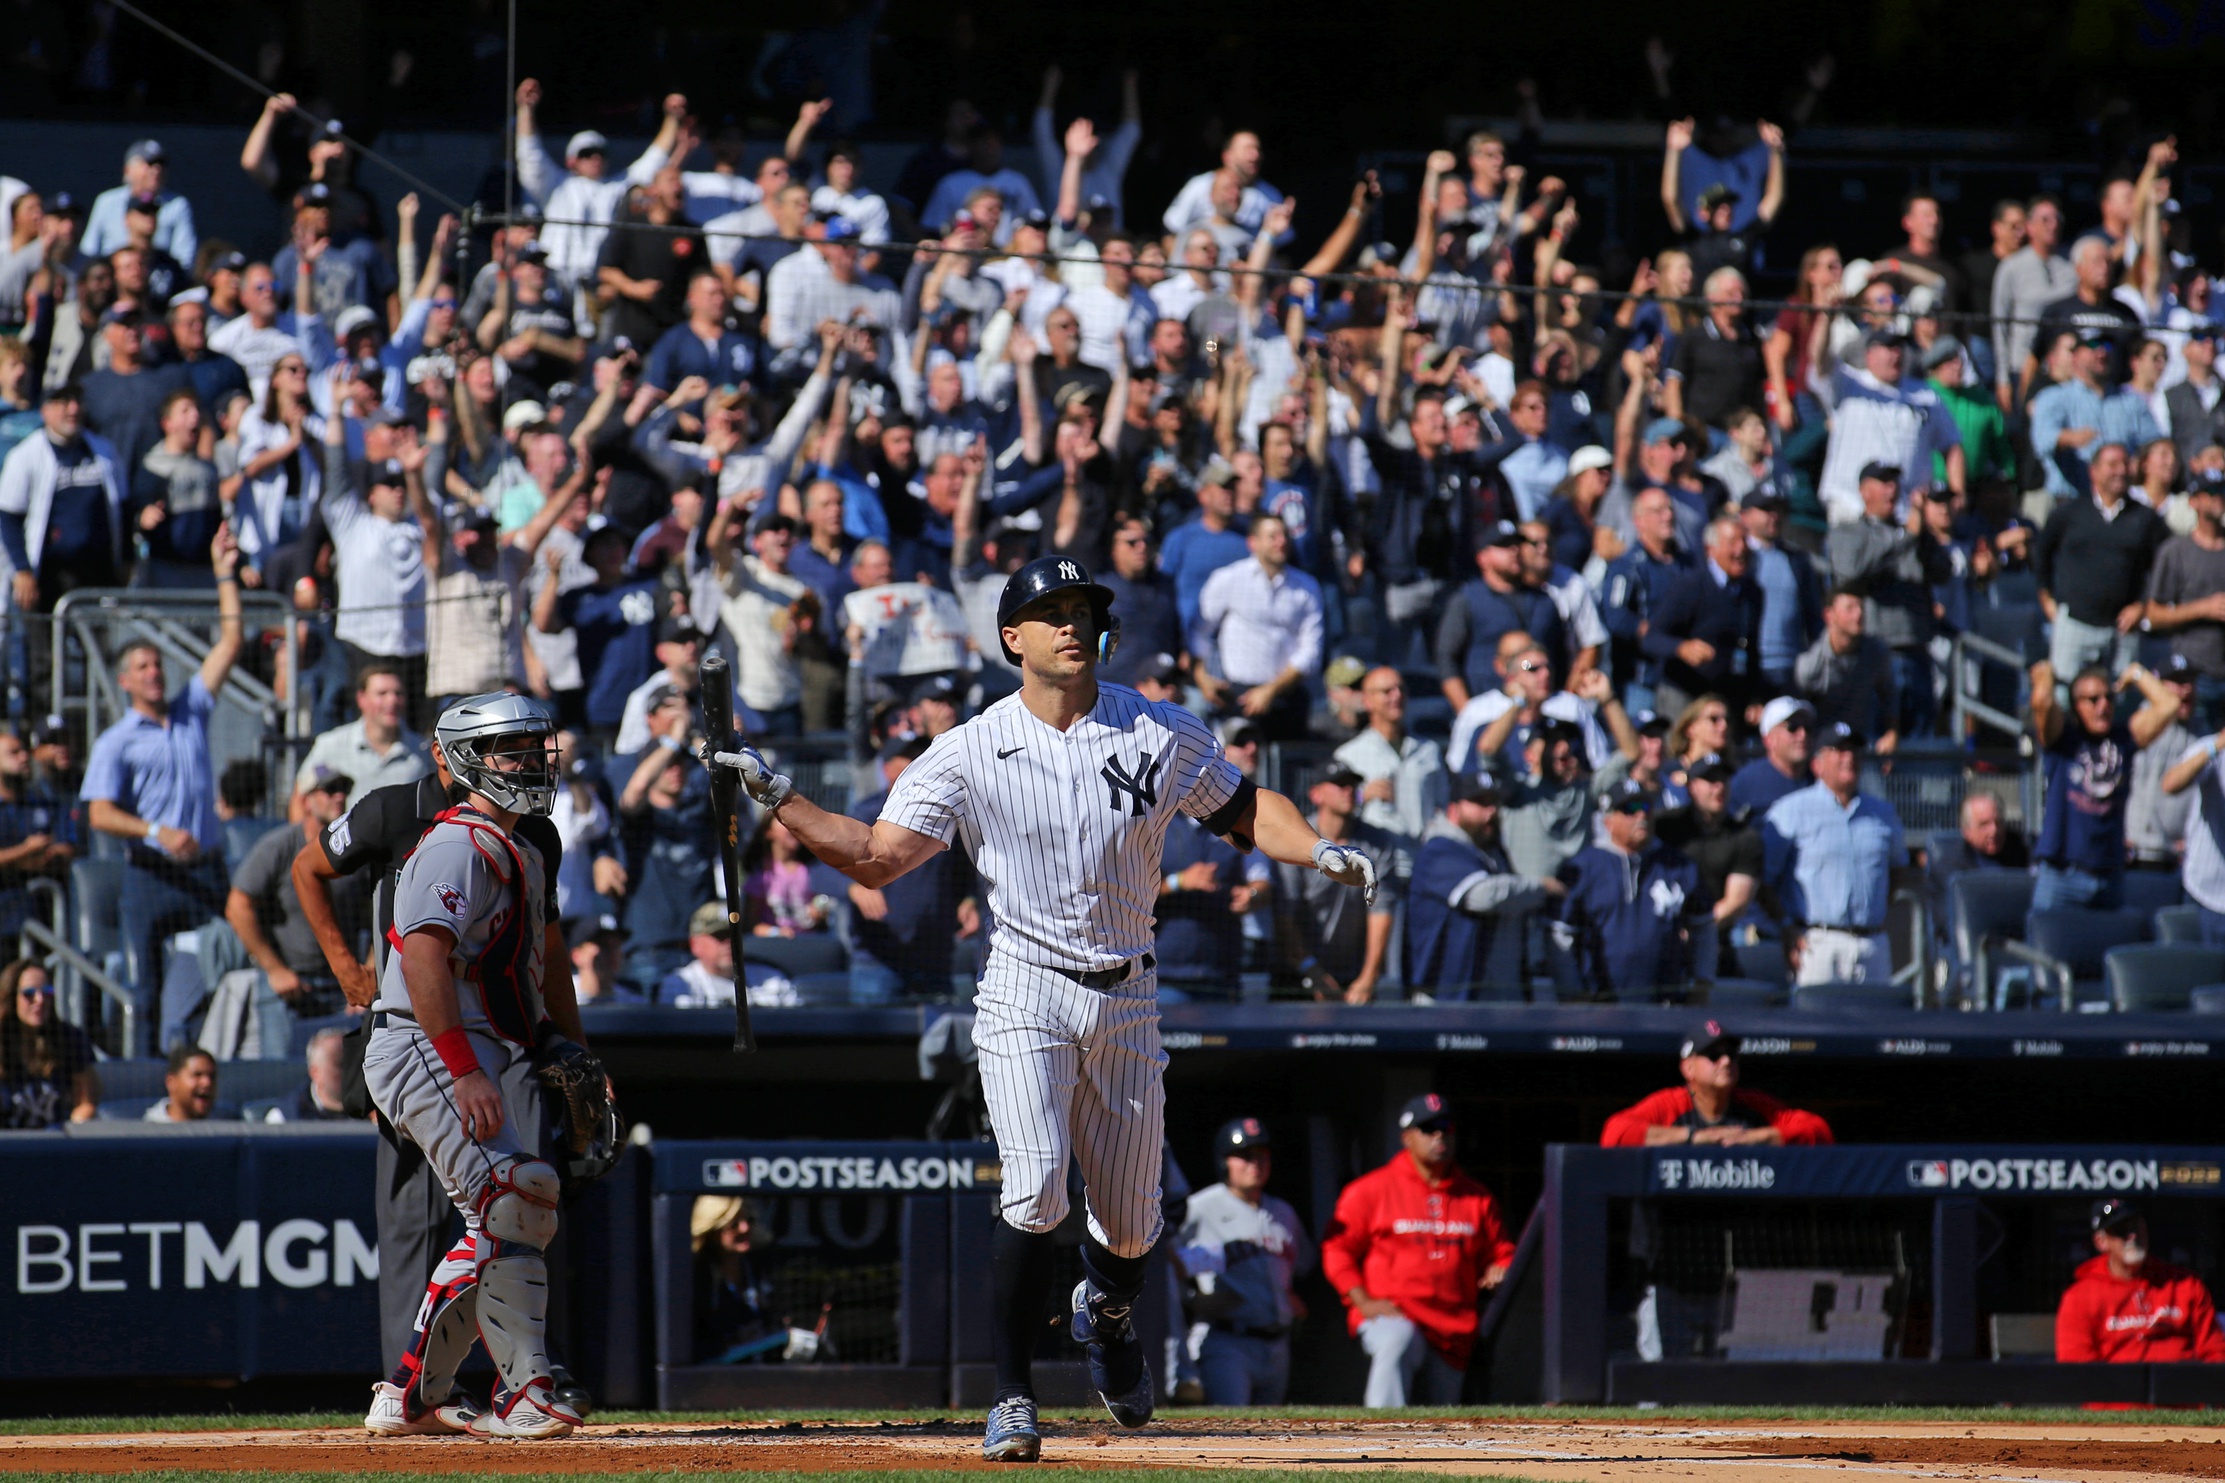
1649, 877, 1687, 919
1101, 754, 1161, 816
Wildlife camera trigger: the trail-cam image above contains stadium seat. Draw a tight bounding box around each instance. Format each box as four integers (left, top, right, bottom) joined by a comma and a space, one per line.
1948, 871, 2033, 1007
2190, 987, 2225, 1015
1989, 1313, 2057, 1361
2119, 871, 2185, 919
742, 933, 848, 978
1728, 937, 1789, 988
71, 858, 125, 962
786, 972, 855, 1006
2026, 908, 2147, 1009
1790, 982, 1912, 1012
2155, 904, 2204, 944
1700, 979, 1783, 1008
2104, 945, 2225, 1012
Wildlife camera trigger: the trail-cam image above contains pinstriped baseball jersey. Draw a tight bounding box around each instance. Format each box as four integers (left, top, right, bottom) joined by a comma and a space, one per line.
878, 682, 1245, 971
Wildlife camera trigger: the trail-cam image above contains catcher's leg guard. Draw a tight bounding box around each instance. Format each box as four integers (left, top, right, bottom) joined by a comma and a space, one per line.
389, 1235, 480, 1409
473, 1154, 564, 1405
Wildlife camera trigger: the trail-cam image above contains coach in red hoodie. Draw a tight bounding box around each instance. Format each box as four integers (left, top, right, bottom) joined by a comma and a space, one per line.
1599, 1021, 1835, 1147
2057, 1199, 2225, 1363
1320, 1093, 1517, 1407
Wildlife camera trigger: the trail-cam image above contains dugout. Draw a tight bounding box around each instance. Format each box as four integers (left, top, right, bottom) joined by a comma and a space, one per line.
1536, 1143, 2225, 1406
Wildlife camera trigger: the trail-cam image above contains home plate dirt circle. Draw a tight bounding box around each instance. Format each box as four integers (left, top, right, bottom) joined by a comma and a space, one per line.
7, 1417, 2225, 1481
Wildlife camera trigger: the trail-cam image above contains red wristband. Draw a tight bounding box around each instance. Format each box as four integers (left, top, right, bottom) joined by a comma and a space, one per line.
431, 1026, 480, 1080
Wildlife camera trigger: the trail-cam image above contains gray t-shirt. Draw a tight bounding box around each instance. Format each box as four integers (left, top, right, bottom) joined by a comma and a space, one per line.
374, 812, 548, 1037
2128, 719, 2197, 863
230, 822, 327, 975
1175, 1182, 1315, 1335
2147, 533, 2225, 678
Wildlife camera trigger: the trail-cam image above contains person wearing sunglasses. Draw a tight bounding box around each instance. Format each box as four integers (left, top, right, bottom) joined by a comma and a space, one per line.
1553, 778, 1707, 1002
0, 959, 96, 1126
1598, 1019, 1833, 1146
1729, 695, 1815, 815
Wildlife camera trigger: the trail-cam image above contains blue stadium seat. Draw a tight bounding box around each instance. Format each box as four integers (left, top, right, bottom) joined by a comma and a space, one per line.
1728, 937, 1789, 988
742, 933, 848, 978
2104, 945, 2225, 1013
2155, 905, 2204, 945
2190, 987, 2225, 1015
1702, 979, 1784, 1008
786, 972, 854, 1006
2026, 908, 2147, 1010
71, 858, 124, 962
2120, 871, 2186, 919
1789, 982, 1911, 1012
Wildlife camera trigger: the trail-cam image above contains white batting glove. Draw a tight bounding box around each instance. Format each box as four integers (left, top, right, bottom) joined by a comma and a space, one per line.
1313, 839, 1379, 907
705, 740, 794, 809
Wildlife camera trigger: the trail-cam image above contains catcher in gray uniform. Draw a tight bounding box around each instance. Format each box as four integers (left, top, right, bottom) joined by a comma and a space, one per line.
359, 694, 590, 1441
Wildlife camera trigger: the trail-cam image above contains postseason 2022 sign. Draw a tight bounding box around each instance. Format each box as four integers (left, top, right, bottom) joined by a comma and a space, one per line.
0, 1128, 381, 1378
1641, 1144, 2225, 1198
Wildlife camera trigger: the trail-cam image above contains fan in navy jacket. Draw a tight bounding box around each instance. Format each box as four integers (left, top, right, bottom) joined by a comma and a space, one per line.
1405, 770, 1557, 998
1555, 779, 1707, 1000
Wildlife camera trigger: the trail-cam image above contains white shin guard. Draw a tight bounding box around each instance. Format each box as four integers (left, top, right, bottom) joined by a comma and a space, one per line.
474, 1155, 561, 1398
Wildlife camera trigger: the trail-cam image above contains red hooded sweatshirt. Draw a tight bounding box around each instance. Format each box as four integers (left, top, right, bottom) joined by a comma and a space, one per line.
2056, 1255, 2225, 1363
1319, 1152, 1516, 1368
1598, 1087, 1835, 1147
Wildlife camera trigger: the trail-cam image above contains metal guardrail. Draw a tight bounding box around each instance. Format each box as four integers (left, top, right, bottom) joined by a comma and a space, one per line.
1992, 936, 2079, 1014
24, 916, 139, 1057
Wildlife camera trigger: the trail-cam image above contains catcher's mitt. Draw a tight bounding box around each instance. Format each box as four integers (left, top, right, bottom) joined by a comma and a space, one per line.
534, 1036, 624, 1191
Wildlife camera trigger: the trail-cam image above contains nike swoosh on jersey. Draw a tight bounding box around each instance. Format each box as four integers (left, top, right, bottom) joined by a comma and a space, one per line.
997, 745, 1026, 759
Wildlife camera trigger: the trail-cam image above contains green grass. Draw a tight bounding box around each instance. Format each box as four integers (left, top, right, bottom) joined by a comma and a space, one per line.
0, 1403, 2215, 1435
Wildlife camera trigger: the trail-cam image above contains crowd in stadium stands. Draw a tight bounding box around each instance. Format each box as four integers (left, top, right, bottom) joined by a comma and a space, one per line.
13, 73, 2225, 1116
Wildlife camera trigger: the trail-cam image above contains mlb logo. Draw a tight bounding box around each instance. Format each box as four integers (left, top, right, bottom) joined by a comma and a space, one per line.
1907, 1160, 1950, 1188
703, 1159, 749, 1188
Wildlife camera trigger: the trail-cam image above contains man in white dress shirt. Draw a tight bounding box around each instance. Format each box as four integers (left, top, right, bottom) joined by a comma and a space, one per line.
1191, 514, 1323, 742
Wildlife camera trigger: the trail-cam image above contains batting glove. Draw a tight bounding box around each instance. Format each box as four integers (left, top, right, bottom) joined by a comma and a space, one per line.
706, 740, 794, 809
1312, 839, 1379, 907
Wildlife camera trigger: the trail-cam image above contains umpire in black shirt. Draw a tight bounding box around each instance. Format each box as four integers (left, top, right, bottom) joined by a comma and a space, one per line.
1652, 751, 1762, 984
291, 739, 587, 1415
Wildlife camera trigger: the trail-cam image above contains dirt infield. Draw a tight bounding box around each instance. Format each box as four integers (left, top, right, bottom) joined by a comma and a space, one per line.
7, 1415, 2225, 1482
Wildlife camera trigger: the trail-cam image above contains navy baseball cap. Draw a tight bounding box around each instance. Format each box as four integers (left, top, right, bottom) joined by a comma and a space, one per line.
2092, 1199, 2143, 1235
2074, 326, 2114, 350
366, 459, 407, 489
1858, 461, 1902, 485
1863, 324, 1911, 349
1681, 1019, 1741, 1059
1634, 708, 1672, 737
1815, 720, 1866, 752
1448, 770, 1503, 804
1216, 1117, 1272, 1155
1398, 1093, 1453, 1131
909, 672, 960, 706
1481, 519, 1523, 548
1604, 777, 1654, 813
2162, 653, 2197, 680
1688, 751, 1734, 783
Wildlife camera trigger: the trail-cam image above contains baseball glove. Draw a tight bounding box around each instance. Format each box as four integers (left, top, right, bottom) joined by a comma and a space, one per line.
535, 1036, 624, 1191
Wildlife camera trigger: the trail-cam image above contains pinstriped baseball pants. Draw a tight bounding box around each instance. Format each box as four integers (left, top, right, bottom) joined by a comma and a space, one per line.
974, 955, 1166, 1258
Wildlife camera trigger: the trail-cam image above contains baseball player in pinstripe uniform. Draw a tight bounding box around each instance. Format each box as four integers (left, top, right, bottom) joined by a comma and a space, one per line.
719, 555, 1376, 1460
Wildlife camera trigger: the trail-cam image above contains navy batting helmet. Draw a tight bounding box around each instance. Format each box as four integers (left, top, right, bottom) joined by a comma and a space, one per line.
996, 555, 1119, 665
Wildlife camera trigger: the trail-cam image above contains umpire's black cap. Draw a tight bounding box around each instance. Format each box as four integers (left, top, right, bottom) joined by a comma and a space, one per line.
996, 554, 1116, 665
1215, 1117, 1272, 1155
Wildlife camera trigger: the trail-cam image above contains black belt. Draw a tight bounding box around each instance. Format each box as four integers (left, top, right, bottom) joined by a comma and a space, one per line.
370, 1008, 417, 1030
1052, 953, 1155, 991
1804, 923, 1886, 936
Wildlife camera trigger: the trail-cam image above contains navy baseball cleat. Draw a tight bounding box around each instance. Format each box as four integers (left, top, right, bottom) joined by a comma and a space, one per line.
1070, 1279, 1154, 1427
982, 1394, 1041, 1461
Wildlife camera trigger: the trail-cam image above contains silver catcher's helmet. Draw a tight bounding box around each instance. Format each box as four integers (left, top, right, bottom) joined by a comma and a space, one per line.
435, 692, 558, 817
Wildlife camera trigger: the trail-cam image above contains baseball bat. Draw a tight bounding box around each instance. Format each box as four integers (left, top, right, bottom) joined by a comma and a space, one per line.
698, 653, 757, 1052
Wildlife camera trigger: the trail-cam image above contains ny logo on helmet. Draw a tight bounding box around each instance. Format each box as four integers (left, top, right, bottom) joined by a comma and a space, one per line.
1101, 754, 1160, 817
1059, 561, 1080, 581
